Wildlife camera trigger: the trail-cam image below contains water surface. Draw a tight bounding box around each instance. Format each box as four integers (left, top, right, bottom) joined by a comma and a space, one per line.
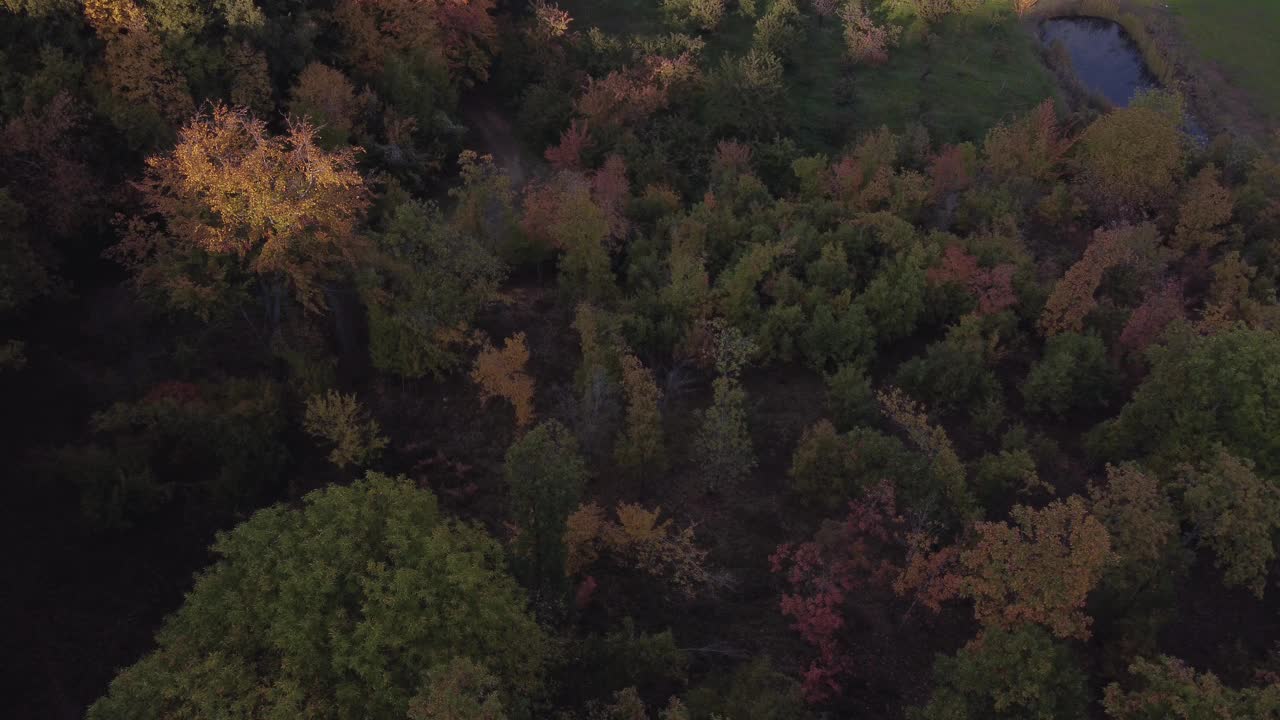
1040, 17, 1155, 107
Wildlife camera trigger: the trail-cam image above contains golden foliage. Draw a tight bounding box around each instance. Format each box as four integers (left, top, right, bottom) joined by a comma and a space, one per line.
615, 353, 667, 480
114, 104, 370, 313
961, 496, 1115, 639
563, 501, 708, 596
1173, 165, 1234, 252
303, 390, 389, 468
470, 332, 536, 429
84, 0, 193, 123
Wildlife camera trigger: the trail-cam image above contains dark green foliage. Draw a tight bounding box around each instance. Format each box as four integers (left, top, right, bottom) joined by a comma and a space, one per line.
826, 363, 877, 431
911, 626, 1089, 720
574, 619, 689, 703
858, 246, 927, 344
1088, 326, 1280, 475
1022, 332, 1119, 417
47, 379, 288, 529
801, 298, 876, 372
896, 316, 1000, 413
363, 200, 505, 379
87, 474, 549, 720
506, 420, 589, 596
790, 420, 923, 510
1104, 656, 1280, 720
683, 657, 808, 720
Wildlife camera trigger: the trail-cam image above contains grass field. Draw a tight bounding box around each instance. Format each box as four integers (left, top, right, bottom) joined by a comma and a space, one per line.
559, 0, 1055, 151
1161, 0, 1280, 119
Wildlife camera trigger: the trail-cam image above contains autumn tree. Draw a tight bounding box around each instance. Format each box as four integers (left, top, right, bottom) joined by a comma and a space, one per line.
1177, 447, 1280, 598
1104, 656, 1280, 719
303, 390, 388, 468
564, 502, 708, 597
981, 98, 1072, 186
226, 41, 273, 115
289, 62, 361, 148
1039, 223, 1162, 336
112, 105, 370, 321
87, 474, 549, 720
615, 353, 668, 483
959, 497, 1115, 640
506, 420, 588, 596
926, 245, 1017, 316
662, 0, 725, 31
1088, 463, 1180, 593
83, 0, 193, 141
521, 172, 615, 302
911, 625, 1089, 720
1118, 280, 1184, 357
1173, 165, 1234, 252
471, 332, 537, 430
839, 0, 900, 65
1076, 99, 1184, 215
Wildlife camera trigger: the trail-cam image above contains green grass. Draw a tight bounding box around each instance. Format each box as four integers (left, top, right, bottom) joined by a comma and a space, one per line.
559, 0, 1055, 150
1162, 0, 1280, 119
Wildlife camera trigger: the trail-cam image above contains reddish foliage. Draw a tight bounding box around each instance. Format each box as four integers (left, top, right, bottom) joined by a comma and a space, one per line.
431, 0, 499, 82
0, 92, 97, 237
575, 54, 696, 131
928, 245, 1018, 316
1119, 280, 1184, 355
545, 120, 592, 171
927, 144, 973, 198
574, 575, 598, 609
712, 140, 753, 178
770, 482, 949, 702
590, 155, 630, 246
143, 381, 202, 405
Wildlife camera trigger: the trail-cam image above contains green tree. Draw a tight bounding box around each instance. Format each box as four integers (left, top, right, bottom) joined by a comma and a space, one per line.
858, 245, 927, 344
506, 420, 588, 595
1178, 447, 1280, 598
1022, 332, 1119, 417
912, 626, 1089, 720
1104, 656, 1280, 719
693, 325, 756, 492
87, 474, 548, 720
1088, 326, 1280, 475
408, 658, 508, 720
363, 200, 505, 379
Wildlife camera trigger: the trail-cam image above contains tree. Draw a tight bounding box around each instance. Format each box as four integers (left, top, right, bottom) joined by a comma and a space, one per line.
564, 502, 708, 597
859, 245, 928, 343
981, 98, 1071, 186
615, 354, 668, 483
662, 0, 725, 31
960, 497, 1115, 640
506, 420, 588, 595
289, 62, 361, 148
1178, 448, 1280, 598
878, 387, 972, 520
303, 390, 388, 468
693, 325, 756, 492
789, 420, 923, 510
226, 41, 273, 115
839, 0, 900, 65
471, 333, 537, 430
752, 0, 803, 60
87, 474, 549, 720
1088, 463, 1179, 592
1104, 656, 1280, 719
1088, 326, 1280, 476
896, 315, 1001, 413
911, 625, 1089, 720
112, 105, 370, 320
1118, 280, 1184, 357
1076, 102, 1184, 215
1039, 223, 1162, 336
1173, 165, 1233, 252
1021, 332, 1119, 417
83, 0, 193, 140
408, 658, 508, 720
364, 200, 505, 379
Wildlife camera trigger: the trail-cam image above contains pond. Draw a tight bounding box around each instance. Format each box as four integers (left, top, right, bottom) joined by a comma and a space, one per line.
1039, 17, 1155, 107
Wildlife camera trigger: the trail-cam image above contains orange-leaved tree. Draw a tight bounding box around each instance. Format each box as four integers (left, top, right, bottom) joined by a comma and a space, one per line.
112, 104, 370, 321
471, 332, 536, 430
959, 496, 1115, 639
1040, 223, 1163, 336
